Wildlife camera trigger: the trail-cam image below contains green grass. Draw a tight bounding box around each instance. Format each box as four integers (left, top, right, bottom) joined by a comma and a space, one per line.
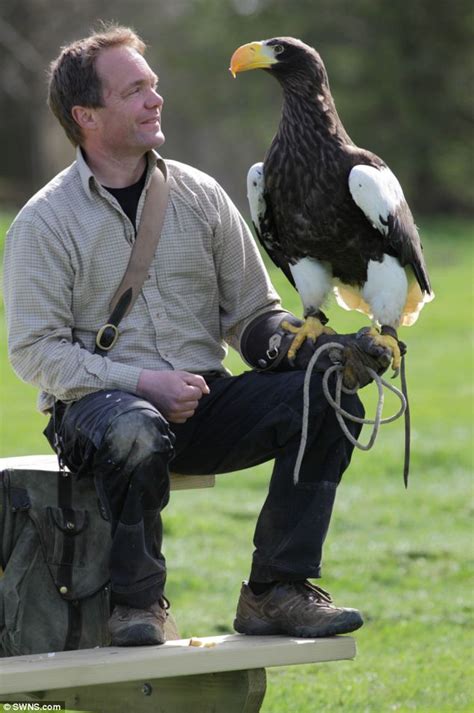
1, 214, 473, 712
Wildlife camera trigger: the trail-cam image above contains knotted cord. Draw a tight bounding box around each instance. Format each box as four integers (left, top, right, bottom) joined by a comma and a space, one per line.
293, 342, 409, 486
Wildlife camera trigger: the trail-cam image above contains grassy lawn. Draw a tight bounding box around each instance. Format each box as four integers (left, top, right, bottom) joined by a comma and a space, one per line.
1, 213, 473, 711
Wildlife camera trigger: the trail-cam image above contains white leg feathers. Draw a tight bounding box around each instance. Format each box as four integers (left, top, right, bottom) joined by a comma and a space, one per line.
362, 255, 407, 328
289, 257, 332, 315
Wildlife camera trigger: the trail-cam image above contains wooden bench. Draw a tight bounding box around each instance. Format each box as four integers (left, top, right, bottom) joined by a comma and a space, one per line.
0, 454, 216, 491
0, 635, 356, 712
0, 455, 357, 712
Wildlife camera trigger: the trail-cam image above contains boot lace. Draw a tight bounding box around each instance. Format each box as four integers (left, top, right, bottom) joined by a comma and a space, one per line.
294, 580, 333, 604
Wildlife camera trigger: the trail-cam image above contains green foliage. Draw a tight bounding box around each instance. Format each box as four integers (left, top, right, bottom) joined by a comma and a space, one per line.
1, 0, 473, 215
1, 216, 473, 711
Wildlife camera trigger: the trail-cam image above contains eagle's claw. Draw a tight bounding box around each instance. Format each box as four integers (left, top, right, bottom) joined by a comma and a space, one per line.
367, 327, 402, 374
282, 316, 336, 362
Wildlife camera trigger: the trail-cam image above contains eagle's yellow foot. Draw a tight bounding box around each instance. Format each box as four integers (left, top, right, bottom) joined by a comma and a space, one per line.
368, 327, 401, 375
282, 316, 336, 362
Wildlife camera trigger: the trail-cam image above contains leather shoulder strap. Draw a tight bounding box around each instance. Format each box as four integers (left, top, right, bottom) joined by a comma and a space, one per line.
94, 165, 169, 354
110, 165, 169, 316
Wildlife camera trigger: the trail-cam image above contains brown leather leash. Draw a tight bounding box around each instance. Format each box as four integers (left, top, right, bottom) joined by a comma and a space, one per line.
400, 354, 411, 488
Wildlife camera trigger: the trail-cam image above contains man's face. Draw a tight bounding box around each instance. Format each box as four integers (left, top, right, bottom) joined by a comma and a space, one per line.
92, 45, 165, 154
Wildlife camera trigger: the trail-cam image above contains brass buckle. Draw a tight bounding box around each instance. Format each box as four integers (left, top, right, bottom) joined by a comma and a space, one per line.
95, 324, 119, 351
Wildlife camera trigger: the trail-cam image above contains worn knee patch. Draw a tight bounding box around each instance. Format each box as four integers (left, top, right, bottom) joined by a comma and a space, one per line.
95, 409, 174, 524
101, 408, 175, 470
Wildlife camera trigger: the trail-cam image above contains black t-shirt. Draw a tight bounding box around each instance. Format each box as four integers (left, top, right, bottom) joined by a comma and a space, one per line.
103, 166, 147, 231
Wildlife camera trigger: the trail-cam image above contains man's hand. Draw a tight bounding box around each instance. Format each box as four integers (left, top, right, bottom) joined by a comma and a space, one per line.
338, 328, 394, 389
137, 370, 210, 423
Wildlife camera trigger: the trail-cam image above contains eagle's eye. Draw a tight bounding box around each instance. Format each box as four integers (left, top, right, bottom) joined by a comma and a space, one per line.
273, 44, 285, 55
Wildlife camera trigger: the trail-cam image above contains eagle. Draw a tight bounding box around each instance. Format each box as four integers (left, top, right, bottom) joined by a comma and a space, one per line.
230, 37, 433, 372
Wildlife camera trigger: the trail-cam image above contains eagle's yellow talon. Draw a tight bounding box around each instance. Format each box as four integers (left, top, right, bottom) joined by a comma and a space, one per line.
281, 320, 300, 335
282, 316, 336, 361
369, 328, 401, 373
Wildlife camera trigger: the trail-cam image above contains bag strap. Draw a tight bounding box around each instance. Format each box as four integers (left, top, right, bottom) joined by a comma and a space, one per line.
95, 164, 169, 355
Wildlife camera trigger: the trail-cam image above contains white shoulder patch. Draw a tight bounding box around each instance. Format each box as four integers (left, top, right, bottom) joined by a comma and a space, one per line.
247, 162, 266, 231
348, 165, 405, 235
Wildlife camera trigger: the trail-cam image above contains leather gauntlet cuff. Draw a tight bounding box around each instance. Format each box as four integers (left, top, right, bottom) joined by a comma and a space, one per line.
240, 313, 395, 382
240, 311, 304, 371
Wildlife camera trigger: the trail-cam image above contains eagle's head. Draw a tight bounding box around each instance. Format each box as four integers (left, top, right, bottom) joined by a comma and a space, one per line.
230, 37, 328, 91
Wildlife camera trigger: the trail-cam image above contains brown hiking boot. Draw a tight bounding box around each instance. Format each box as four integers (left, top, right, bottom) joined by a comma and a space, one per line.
234, 581, 363, 637
108, 598, 169, 646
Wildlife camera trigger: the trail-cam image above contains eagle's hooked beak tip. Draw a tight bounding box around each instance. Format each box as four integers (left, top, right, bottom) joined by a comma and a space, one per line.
229, 67, 237, 79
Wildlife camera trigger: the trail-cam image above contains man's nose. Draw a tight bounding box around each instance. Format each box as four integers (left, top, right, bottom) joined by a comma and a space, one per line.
146, 89, 163, 108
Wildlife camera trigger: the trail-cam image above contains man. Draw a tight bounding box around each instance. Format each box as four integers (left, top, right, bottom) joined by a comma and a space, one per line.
4, 25, 391, 647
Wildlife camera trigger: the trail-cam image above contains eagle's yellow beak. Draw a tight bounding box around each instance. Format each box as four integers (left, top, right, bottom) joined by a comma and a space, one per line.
229, 41, 278, 78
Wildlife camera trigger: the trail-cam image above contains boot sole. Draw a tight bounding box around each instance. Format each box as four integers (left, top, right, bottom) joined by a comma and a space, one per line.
234, 612, 363, 638
110, 623, 165, 647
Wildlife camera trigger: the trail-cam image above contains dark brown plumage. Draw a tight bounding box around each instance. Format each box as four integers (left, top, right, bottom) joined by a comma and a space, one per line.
230, 36, 434, 371
253, 37, 430, 292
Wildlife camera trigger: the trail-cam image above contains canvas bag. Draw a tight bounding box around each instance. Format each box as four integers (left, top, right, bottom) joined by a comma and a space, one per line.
0, 465, 112, 656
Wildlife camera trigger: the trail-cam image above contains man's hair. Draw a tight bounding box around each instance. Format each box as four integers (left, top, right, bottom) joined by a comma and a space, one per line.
48, 23, 146, 146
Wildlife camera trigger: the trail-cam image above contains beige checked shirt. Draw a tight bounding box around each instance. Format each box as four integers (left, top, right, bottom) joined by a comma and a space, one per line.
4, 148, 281, 412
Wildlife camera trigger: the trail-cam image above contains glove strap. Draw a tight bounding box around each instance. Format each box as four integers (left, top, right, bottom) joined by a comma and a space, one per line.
239, 311, 303, 370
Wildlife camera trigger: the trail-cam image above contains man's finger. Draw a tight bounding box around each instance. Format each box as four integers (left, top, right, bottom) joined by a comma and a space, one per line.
168, 408, 196, 423
182, 372, 210, 394
174, 398, 200, 411
180, 383, 205, 400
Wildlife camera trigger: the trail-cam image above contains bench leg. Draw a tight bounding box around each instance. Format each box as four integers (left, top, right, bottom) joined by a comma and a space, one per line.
6, 668, 267, 713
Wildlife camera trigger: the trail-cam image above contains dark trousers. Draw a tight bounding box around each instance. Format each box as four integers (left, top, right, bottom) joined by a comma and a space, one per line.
45, 369, 364, 608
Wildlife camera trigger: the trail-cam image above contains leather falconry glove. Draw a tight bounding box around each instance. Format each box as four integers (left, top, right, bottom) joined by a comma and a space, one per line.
240, 311, 400, 389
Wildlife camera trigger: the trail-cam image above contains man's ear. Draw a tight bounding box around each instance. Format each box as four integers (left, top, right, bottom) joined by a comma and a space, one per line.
71, 106, 98, 132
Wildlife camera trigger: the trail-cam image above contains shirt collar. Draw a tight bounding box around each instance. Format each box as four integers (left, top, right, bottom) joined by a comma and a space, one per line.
75, 146, 168, 198
76, 146, 95, 198
146, 150, 168, 187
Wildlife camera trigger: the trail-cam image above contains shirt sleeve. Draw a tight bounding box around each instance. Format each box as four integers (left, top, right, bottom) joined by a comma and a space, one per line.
3, 217, 142, 406
209, 182, 283, 351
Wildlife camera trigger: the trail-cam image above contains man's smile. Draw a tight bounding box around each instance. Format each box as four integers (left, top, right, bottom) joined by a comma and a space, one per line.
141, 114, 160, 126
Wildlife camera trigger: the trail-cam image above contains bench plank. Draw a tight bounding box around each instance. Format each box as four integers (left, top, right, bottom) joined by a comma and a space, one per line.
3, 670, 267, 713
0, 454, 215, 490
0, 634, 356, 695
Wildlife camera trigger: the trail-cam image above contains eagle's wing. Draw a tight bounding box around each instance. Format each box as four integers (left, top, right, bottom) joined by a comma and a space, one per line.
348, 164, 432, 295
247, 163, 295, 288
